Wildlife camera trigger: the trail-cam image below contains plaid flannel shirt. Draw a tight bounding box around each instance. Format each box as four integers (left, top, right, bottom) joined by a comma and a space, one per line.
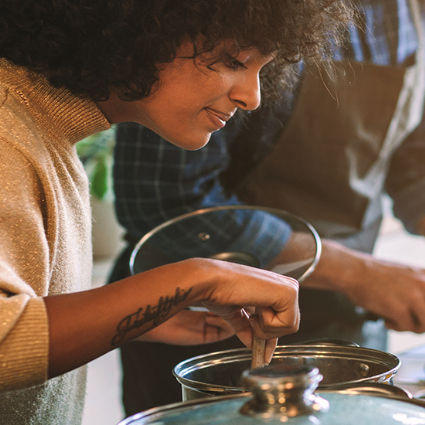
113, 0, 423, 265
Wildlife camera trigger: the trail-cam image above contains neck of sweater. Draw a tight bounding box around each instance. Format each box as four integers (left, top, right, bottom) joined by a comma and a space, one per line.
0, 59, 110, 144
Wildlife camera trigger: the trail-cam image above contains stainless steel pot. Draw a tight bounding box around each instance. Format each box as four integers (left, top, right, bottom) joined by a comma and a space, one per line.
173, 344, 400, 401
118, 365, 424, 425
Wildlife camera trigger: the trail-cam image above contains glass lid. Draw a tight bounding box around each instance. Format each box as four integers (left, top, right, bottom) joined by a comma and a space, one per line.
130, 205, 321, 282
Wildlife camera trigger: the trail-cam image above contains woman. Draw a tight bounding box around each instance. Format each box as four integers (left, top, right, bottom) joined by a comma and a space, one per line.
0, 1, 352, 423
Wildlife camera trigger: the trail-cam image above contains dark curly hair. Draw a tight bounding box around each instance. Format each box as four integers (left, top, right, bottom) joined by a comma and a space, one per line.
0, 0, 353, 104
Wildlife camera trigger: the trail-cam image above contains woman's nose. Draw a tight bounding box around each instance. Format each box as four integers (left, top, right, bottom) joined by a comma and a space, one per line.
229, 74, 261, 111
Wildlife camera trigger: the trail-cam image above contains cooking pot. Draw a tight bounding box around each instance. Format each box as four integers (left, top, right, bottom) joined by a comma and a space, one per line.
118, 365, 424, 425
173, 344, 400, 401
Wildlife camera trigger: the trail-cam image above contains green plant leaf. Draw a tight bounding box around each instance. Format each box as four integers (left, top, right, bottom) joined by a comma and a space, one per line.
76, 126, 116, 201
91, 157, 109, 200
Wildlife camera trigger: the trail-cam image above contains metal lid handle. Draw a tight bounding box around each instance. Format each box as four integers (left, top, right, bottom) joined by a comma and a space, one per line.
239, 365, 329, 419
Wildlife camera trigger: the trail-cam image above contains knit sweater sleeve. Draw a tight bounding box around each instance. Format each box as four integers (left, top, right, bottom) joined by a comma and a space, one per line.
0, 139, 49, 392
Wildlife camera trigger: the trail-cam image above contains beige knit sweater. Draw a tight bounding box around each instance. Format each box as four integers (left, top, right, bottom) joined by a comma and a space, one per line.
0, 60, 110, 424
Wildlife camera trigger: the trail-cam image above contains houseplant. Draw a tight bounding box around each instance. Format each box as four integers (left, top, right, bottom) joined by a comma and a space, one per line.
76, 126, 116, 202
77, 126, 124, 259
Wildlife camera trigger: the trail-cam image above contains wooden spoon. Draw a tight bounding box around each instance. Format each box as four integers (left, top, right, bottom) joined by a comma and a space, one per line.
251, 335, 267, 369
251, 305, 268, 368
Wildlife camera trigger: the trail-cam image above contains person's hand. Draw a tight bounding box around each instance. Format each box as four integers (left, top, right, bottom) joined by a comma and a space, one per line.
342, 258, 425, 333
128, 258, 299, 362
302, 239, 425, 333
194, 258, 300, 362
134, 309, 235, 345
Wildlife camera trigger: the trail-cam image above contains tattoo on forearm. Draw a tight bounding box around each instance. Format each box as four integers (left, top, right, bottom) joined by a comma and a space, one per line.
111, 287, 192, 345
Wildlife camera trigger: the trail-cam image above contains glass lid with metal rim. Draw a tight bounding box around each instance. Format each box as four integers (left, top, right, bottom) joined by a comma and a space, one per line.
129, 205, 321, 283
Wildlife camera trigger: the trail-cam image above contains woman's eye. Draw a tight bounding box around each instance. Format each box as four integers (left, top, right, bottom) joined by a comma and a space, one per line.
227, 59, 247, 71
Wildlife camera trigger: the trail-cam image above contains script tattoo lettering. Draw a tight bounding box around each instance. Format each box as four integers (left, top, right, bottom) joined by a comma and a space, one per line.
111, 287, 192, 345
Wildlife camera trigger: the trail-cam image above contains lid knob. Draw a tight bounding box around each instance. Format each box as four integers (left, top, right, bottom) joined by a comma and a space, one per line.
239, 365, 329, 419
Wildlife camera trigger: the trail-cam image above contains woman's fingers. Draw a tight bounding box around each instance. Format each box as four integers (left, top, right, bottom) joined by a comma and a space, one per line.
213, 308, 254, 348
200, 259, 300, 339
264, 338, 278, 364
203, 311, 236, 342
135, 310, 235, 345
250, 306, 301, 339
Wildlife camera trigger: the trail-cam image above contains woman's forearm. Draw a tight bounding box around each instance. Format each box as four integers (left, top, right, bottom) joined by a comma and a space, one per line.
44, 262, 200, 378
44, 257, 300, 378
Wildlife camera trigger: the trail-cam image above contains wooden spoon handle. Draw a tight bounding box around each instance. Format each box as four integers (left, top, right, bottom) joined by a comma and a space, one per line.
251, 335, 266, 369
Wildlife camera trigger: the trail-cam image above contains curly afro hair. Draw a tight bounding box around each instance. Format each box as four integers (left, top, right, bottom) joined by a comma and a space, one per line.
0, 0, 353, 104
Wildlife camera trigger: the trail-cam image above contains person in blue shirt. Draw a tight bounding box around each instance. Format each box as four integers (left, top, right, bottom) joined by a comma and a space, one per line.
110, 0, 425, 416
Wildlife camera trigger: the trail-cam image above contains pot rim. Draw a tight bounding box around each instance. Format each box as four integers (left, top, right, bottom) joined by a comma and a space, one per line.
173, 345, 401, 393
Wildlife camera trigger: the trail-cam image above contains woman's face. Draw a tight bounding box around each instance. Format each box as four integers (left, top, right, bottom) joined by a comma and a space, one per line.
102, 43, 274, 150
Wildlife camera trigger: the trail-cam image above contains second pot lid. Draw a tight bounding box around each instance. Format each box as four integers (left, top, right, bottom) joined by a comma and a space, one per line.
122, 394, 425, 425
120, 365, 425, 425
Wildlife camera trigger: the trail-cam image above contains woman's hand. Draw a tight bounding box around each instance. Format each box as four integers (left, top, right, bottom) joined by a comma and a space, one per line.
195, 258, 300, 362
134, 309, 235, 345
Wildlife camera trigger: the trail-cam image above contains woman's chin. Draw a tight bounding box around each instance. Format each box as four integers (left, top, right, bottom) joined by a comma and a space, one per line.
167, 132, 212, 151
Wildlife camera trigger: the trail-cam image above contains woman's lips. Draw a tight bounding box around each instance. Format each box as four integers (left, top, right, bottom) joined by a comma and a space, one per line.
204, 107, 232, 130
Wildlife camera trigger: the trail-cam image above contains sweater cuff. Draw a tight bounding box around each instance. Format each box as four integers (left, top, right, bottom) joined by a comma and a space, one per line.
0, 297, 49, 392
